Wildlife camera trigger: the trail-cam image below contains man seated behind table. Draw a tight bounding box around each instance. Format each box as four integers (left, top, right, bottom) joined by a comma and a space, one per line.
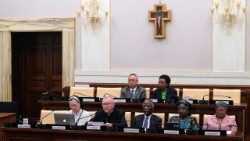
169, 100, 198, 131
69, 96, 90, 126
90, 95, 127, 131
202, 101, 237, 131
152, 74, 179, 103
131, 99, 162, 132
121, 73, 146, 102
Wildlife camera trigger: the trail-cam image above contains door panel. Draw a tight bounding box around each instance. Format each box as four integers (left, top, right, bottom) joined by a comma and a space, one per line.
11, 32, 62, 121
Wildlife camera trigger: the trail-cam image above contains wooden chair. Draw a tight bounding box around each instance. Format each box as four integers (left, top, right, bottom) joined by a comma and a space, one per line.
182, 88, 210, 100
125, 112, 131, 127
213, 89, 241, 104
175, 88, 180, 97
70, 87, 95, 97
96, 87, 122, 98
145, 88, 150, 99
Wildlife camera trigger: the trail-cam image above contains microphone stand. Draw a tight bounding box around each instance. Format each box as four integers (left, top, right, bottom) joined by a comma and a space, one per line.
199, 95, 209, 104
42, 91, 50, 100
36, 110, 54, 128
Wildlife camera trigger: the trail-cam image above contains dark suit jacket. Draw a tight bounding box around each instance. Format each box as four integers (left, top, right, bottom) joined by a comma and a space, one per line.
152, 87, 179, 103
90, 109, 127, 131
131, 114, 162, 132
120, 86, 146, 102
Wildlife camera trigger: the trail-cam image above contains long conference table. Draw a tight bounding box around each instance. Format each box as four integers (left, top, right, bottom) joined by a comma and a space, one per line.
0, 127, 244, 141
39, 100, 246, 133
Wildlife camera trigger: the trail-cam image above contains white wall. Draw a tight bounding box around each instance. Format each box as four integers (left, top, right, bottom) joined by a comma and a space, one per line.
0, 0, 249, 85
111, 0, 212, 71
0, 0, 80, 19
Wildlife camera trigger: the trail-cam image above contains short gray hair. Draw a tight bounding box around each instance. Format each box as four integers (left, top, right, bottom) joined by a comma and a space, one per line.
215, 101, 228, 110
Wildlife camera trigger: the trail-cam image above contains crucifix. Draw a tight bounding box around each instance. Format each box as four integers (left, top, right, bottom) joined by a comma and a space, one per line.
148, 3, 171, 39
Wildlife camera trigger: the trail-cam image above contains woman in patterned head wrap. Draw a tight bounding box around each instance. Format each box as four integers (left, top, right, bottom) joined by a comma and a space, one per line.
169, 100, 198, 131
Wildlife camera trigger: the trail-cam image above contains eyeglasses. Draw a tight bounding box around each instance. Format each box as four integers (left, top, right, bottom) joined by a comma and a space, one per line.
102, 102, 112, 106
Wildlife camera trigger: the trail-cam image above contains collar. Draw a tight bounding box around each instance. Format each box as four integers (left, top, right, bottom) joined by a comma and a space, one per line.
73, 109, 83, 116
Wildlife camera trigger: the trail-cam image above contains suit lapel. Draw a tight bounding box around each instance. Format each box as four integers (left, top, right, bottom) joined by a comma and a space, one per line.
126, 87, 131, 98
149, 115, 154, 128
138, 115, 144, 128
135, 87, 140, 99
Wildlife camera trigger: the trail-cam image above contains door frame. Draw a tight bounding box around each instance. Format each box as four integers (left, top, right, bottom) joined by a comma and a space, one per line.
0, 18, 75, 102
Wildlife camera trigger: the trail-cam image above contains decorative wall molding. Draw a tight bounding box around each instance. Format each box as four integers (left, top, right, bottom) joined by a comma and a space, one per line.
74, 70, 250, 86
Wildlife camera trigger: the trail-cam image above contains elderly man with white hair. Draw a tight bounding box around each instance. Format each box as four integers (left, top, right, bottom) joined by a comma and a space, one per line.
90, 95, 127, 131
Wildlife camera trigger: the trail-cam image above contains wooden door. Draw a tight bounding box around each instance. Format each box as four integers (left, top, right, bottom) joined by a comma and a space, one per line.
11, 32, 62, 121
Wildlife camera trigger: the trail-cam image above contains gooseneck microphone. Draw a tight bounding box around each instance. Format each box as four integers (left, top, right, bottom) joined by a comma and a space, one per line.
73, 92, 89, 97
104, 93, 117, 98
213, 95, 231, 99
38, 110, 55, 125
202, 95, 210, 101
42, 91, 50, 100
77, 112, 96, 123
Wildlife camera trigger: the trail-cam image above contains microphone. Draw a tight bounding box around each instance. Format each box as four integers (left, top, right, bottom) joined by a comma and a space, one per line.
104, 93, 117, 98
42, 90, 50, 100
198, 95, 210, 104
42, 89, 63, 100
72, 92, 98, 102
75, 112, 96, 126
37, 110, 54, 125
73, 92, 90, 97
213, 95, 231, 99
202, 95, 209, 101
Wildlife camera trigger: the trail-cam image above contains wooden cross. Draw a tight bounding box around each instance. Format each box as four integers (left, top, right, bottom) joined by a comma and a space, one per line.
149, 3, 171, 39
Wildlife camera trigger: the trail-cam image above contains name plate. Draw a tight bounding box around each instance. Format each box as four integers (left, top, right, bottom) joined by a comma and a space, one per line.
82, 98, 95, 102
113, 98, 126, 103
164, 130, 179, 134
123, 128, 139, 133
204, 131, 221, 136
17, 124, 31, 128
87, 126, 101, 130
151, 99, 158, 103
52, 126, 66, 130
89, 121, 104, 126
215, 100, 229, 105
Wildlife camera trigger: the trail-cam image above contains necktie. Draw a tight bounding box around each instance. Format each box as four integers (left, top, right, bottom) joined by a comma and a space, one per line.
143, 117, 149, 129
130, 89, 135, 99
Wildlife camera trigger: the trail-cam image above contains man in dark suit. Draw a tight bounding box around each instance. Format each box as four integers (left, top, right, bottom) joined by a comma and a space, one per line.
90, 96, 127, 131
131, 99, 162, 132
120, 73, 146, 102
152, 74, 179, 103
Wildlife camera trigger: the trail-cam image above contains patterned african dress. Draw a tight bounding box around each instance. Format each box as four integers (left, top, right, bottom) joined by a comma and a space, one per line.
169, 116, 198, 131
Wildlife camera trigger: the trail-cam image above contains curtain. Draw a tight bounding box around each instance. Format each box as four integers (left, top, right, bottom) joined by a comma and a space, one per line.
62, 30, 75, 87
0, 31, 12, 101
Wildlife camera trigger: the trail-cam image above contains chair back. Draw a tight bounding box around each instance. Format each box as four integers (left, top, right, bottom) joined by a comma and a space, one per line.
182, 88, 210, 100
125, 112, 131, 127
96, 87, 122, 98
70, 87, 95, 97
213, 89, 241, 104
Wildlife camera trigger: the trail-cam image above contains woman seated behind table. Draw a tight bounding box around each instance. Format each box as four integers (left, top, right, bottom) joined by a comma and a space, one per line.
69, 96, 90, 126
169, 100, 198, 131
202, 101, 237, 131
